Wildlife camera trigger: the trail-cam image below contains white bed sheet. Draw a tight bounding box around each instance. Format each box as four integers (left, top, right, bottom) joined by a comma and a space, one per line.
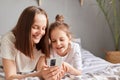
81, 48, 112, 73
81, 48, 120, 80
62, 48, 120, 80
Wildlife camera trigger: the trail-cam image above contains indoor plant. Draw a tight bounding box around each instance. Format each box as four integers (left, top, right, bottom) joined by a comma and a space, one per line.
96, 0, 120, 63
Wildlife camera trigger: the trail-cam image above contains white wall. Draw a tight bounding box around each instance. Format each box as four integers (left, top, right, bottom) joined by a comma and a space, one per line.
0, 0, 114, 58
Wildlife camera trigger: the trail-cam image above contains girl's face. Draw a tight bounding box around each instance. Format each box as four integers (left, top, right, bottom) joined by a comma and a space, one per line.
50, 27, 71, 56
31, 14, 47, 44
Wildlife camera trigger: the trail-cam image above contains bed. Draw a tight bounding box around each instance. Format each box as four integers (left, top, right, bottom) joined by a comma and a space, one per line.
0, 36, 4, 80
0, 38, 120, 80
61, 48, 120, 80
0, 48, 120, 80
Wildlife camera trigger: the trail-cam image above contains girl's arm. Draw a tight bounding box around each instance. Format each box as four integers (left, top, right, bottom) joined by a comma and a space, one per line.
66, 42, 82, 76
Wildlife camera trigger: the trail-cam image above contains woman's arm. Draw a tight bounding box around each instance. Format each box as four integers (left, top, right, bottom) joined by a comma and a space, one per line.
36, 56, 46, 71
2, 58, 20, 80
3, 56, 64, 80
2, 58, 44, 80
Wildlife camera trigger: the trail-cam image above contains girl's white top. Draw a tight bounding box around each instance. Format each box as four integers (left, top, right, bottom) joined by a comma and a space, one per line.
0, 32, 44, 73
50, 42, 82, 70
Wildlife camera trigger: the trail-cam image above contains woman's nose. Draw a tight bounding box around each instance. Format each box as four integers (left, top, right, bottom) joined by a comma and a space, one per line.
38, 28, 45, 34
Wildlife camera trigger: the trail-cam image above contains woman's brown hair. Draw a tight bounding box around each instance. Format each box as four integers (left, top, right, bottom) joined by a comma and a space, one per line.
12, 6, 49, 58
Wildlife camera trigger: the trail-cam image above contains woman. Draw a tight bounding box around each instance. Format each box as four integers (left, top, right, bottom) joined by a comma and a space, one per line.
1, 6, 62, 80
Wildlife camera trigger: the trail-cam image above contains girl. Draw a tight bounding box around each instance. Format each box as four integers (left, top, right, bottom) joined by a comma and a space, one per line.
1, 6, 62, 80
49, 14, 82, 76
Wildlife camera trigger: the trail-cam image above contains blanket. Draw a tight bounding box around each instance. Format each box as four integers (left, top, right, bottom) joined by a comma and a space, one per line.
0, 48, 120, 80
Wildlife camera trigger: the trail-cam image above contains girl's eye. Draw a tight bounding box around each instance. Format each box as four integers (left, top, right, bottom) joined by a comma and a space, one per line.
60, 39, 64, 41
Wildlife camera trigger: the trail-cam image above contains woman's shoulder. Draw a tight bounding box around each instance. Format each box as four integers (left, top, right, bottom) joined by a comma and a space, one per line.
0, 31, 17, 60
1, 31, 15, 42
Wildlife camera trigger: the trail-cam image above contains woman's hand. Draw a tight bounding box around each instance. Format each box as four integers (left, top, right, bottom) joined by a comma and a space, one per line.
40, 66, 63, 80
37, 56, 65, 80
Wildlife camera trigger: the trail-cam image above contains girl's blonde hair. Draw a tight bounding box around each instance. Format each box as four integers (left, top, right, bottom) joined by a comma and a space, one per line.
49, 14, 72, 40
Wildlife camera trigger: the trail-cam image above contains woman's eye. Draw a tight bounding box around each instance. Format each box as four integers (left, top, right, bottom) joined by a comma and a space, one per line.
32, 26, 38, 29
42, 27, 46, 30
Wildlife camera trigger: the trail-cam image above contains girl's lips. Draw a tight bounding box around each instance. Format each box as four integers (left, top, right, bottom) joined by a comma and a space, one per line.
56, 46, 63, 50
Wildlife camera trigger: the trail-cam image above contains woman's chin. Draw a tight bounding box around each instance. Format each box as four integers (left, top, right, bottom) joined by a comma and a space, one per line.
33, 39, 40, 44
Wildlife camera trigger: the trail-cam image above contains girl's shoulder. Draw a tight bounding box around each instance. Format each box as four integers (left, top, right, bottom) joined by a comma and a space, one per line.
70, 42, 81, 53
71, 41, 80, 48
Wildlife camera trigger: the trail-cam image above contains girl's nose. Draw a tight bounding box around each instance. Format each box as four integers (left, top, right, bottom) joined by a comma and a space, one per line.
56, 40, 61, 46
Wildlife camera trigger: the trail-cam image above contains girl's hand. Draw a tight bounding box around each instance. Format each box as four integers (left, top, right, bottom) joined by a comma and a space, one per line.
57, 69, 65, 80
61, 62, 70, 73
61, 62, 81, 76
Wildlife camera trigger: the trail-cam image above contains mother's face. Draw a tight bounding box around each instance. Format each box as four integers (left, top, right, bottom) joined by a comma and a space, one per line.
31, 14, 47, 44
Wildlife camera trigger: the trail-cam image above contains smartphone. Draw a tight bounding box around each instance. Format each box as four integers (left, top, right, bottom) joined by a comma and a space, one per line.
50, 58, 56, 66
47, 57, 62, 67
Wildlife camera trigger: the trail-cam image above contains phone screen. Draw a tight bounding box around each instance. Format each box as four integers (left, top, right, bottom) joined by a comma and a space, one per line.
47, 57, 62, 67
50, 59, 56, 66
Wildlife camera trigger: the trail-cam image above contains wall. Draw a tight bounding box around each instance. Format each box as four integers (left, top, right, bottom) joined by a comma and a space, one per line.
0, 0, 114, 58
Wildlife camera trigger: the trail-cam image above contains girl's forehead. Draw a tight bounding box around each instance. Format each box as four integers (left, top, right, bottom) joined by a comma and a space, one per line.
51, 28, 68, 37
